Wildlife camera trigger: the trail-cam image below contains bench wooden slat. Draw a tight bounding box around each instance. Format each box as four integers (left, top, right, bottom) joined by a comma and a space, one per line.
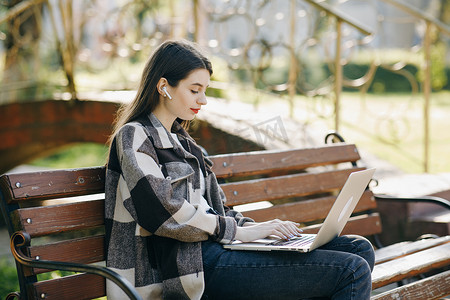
1, 167, 105, 203
29, 235, 105, 274
372, 242, 450, 289
2, 141, 447, 299
210, 144, 360, 178
13, 199, 104, 237
341, 214, 382, 236
301, 213, 382, 237
221, 168, 364, 206
375, 235, 450, 264
371, 269, 450, 300
240, 191, 376, 223
32, 273, 105, 300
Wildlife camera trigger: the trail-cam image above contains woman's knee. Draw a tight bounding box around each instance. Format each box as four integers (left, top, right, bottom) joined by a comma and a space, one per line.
354, 255, 373, 296
334, 235, 375, 271
350, 235, 375, 271
332, 253, 372, 299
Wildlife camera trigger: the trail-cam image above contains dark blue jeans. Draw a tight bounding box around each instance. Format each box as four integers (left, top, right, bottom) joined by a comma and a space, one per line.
201, 235, 375, 300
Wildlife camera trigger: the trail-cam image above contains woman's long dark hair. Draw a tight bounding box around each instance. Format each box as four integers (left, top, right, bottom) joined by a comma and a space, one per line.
107, 39, 213, 149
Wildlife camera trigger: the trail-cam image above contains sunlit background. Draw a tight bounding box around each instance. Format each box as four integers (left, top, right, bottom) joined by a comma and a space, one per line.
1, 1, 450, 298
1, 0, 449, 175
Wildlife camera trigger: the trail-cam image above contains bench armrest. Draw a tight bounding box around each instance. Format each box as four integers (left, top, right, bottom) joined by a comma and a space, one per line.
374, 194, 450, 210
10, 231, 142, 300
371, 193, 450, 248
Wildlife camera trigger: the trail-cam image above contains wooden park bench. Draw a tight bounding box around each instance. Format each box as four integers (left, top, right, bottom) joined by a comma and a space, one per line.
1, 133, 449, 300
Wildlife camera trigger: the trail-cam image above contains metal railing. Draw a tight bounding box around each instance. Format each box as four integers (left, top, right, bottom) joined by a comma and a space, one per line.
1, 0, 449, 172
191, 0, 449, 173
379, 0, 450, 171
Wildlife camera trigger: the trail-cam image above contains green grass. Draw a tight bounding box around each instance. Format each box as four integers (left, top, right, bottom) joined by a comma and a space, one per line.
31, 143, 108, 169
338, 91, 450, 173
0, 257, 19, 299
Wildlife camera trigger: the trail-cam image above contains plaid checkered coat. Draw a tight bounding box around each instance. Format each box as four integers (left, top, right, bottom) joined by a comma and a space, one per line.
105, 113, 253, 299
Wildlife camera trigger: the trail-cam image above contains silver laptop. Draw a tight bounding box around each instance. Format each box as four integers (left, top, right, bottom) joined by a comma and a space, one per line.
224, 168, 376, 253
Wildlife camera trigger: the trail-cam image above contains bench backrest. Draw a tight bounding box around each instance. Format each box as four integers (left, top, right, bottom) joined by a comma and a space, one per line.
0, 168, 106, 300
210, 143, 380, 236
0, 143, 381, 300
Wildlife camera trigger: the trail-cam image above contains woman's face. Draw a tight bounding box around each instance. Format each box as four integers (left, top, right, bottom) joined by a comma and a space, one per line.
159, 68, 210, 125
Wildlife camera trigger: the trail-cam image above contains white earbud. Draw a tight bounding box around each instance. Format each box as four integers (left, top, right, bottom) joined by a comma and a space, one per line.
162, 87, 172, 100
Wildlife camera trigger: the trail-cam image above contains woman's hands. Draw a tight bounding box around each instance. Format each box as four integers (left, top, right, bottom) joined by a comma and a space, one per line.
234, 219, 303, 242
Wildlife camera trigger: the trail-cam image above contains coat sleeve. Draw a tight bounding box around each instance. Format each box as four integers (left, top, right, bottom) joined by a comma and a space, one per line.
203, 156, 255, 229
115, 123, 237, 243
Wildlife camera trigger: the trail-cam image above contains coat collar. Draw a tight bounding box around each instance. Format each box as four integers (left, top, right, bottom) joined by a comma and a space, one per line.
142, 113, 209, 175
146, 113, 175, 149
144, 113, 194, 149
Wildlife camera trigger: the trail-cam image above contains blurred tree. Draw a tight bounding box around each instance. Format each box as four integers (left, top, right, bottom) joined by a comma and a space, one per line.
1, 0, 44, 101
47, 0, 77, 99
441, 0, 450, 24
0, 0, 79, 101
418, 0, 450, 90
0, 0, 167, 102
432, 0, 450, 90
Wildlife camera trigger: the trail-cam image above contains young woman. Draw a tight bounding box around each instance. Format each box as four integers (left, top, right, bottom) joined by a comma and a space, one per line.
105, 39, 375, 300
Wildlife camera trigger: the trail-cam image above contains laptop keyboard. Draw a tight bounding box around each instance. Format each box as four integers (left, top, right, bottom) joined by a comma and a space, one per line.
270, 235, 315, 247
